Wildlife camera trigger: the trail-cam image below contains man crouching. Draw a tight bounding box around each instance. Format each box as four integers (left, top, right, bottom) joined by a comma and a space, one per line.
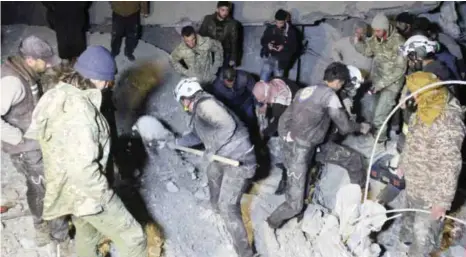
174, 77, 257, 257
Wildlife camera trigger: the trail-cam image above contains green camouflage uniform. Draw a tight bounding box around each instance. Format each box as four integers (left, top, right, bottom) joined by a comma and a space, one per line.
25, 82, 147, 257
398, 97, 465, 256
354, 25, 407, 141
170, 34, 223, 85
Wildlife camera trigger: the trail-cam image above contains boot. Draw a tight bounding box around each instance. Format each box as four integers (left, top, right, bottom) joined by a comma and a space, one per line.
125, 53, 135, 62
34, 222, 52, 247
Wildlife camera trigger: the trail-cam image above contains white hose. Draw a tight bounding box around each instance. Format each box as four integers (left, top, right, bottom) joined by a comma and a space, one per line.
363, 80, 466, 202
353, 208, 466, 225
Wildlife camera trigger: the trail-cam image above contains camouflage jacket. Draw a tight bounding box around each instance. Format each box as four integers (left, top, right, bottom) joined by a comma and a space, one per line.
354, 25, 407, 93
399, 97, 465, 210
199, 13, 240, 64
25, 82, 112, 220
170, 35, 224, 85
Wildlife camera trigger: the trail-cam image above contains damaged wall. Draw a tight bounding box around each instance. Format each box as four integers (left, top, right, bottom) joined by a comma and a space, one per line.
1, 1, 441, 26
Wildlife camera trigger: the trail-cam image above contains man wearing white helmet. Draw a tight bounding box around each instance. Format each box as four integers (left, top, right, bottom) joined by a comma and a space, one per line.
341, 65, 364, 120
400, 35, 453, 81
354, 13, 407, 144
174, 77, 258, 257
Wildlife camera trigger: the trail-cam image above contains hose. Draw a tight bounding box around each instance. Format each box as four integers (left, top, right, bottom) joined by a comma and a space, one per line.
363, 80, 466, 202
352, 208, 466, 226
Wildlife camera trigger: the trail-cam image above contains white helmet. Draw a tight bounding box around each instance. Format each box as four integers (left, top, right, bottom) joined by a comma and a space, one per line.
174, 77, 203, 102
400, 35, 438, 58
347, 65, 364, 89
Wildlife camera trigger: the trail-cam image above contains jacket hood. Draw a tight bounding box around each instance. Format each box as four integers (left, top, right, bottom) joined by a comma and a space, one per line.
24, 82, 102, 141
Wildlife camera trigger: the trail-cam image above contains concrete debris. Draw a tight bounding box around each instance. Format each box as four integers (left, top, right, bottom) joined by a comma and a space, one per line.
166, 181, 180, 193
301, 204, 328, 239
312, 163, 351, 210
439, 2, 461, 39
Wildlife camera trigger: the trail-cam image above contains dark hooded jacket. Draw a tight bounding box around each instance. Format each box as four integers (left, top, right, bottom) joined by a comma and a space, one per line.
260, 23, 298, 69
211, 69, 256, 125
199, 13, 240, 64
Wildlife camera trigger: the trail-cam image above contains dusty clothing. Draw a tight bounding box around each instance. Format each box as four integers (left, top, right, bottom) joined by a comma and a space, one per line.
1, 56, 41, 154
110, 1, 148, 17
10, 150, 69, 242
211, 69, 256, 125
278, 84, 361, 148
111, 11, 140, 56
438, 32, 463, 62
398, 195, 443, 257
199, 13, 240, 65
260, 56, 284, 81
260, 23, 298, 69
188, 92, 256, 256
73, 194, 147, 257
436, 48, 461, 80
399, 97, 465, 210
189, 92, 256, 172
331, 36, 373, 73
354, 25, 407, 93
170, 35, 223, 85
25, 82, 112, 219
267, 140, 316, 228
44, 2, 88, 60
372, 90, 399, 141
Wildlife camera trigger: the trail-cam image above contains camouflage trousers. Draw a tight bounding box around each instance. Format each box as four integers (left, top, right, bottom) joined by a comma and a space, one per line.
373, 89, 399, 142
73, 193, 147, 257
398, 194, 443, 257
10, 150, 69, 242
267, 141, 315, 228
207, 161, 255, 257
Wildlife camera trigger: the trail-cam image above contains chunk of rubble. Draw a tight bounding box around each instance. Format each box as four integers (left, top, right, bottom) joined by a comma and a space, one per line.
166, 181, 179, 193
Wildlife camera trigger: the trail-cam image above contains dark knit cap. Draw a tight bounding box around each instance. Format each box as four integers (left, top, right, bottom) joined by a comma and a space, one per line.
396, 12, 416, 24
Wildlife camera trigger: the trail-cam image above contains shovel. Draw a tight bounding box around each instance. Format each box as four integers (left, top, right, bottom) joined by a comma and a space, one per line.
132, 115, 240, 167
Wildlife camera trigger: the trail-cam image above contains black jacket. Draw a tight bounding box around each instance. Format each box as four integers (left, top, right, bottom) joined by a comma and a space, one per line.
260, 23, 298, 69
199, 13, 240, 64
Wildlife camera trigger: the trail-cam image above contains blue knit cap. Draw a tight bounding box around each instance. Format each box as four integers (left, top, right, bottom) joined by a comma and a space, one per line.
74, 45, 116, 81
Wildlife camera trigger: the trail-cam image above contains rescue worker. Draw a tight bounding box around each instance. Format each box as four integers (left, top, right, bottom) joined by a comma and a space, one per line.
340, 65, 365, 121
252, 78, 300, 138
24, 46, 148, 257
0, 35, 68, 248
211, 67, 257, 126
412, 17, 464, 79
331, 20, 373, 73
174, 78, 257, 257
354, 12, 407, 144
199, 1, 240, 67
396, 71, 465, 257
259, 9, 298, 81
170, 26, 224, 86
42, 2, 89, 62
266, 62, 371, 229
110, 1, 149, 61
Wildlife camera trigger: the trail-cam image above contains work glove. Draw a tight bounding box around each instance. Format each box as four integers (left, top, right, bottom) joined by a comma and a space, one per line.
283, 131, 294, 142
202, 150, 215, 163
359, 122, 371, 135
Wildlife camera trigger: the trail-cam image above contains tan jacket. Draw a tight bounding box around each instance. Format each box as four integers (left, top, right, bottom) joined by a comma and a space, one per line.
111, 1, 148, 17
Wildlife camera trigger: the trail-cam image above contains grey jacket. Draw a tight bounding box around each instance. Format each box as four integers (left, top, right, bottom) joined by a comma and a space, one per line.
189, 92, 256, 178
278, 84, 361, 148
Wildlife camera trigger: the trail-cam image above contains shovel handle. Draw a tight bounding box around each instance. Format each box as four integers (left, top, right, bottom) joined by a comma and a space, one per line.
171, 145, 240, 167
